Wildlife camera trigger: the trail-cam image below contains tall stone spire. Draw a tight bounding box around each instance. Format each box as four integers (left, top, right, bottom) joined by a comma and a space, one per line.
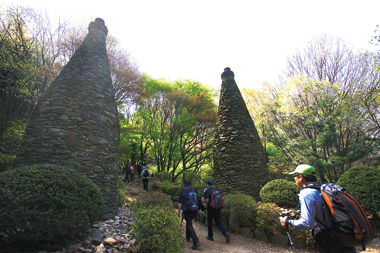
15, 18, 120, 218
213, 67, 270, 200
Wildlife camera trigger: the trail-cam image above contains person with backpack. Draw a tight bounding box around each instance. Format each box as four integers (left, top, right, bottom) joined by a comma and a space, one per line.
280, 164, 356, 253
129, 162, 136, 185
136, 162, 143, 179
177, 180, 201, 250
123, 161, 131, 184
141, 164, 150, 191
203, 179, 230, 244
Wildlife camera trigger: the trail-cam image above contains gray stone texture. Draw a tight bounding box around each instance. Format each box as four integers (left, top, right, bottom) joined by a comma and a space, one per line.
213, 67, 270, 200
14, 18, 120, 218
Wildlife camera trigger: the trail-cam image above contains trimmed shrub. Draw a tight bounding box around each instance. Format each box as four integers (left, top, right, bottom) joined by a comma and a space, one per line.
260, 179, 300, 208
224, 193, 257, 225
336, 165, 380, 215
0, 164, 105, 242
256, 202, 285, 236
159, 180, 182, 197
131, 191, 172, 211
132, 206, 184, 253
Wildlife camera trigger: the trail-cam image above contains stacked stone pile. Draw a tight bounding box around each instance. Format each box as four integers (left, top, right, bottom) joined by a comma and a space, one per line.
213, 67, 270, 200
35, 207, 138, 253
14, 18, 120, 219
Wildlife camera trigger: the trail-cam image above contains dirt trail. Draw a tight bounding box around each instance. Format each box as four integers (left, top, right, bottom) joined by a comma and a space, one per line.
125, 177, 380, 253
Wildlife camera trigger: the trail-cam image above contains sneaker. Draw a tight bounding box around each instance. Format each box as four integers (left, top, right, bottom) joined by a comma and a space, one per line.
206, 235, 214, 241
191, 242, 201, 250
225, 232, 230, 244
128, 182, 131, 185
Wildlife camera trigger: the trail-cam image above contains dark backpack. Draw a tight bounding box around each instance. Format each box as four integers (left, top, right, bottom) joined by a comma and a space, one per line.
210, 190, 224, 209
308, 183, 375, 250
197, 195, 205, 211
183, 189, 198, 212
142, 169, 149, 178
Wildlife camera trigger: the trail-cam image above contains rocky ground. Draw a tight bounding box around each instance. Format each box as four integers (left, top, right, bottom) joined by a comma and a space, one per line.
2, 176, 380, 253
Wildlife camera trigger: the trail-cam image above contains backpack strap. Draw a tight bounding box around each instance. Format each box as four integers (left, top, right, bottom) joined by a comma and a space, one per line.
303, 185, 329, 232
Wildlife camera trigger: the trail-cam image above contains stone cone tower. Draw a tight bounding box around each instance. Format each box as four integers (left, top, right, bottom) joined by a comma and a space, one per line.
213, 67, 270, 200
15, 18, 120, 218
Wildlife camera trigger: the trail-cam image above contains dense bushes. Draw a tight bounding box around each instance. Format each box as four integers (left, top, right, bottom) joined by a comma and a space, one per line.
0, 165, 105, 242
260, 179, 300, 207
224, 193, 257, 225
159, 180, 182, 196
256, 203, 285, 236
131, 192, 184, 252
336, 165, 380, 215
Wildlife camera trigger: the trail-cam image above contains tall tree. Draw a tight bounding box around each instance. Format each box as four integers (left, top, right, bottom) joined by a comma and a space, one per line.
130, 77, 217, 181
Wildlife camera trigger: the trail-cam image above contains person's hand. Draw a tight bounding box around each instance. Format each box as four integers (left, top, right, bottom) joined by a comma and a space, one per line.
197, 210, 200, 215
177, 211, 181, 217
280, 216, 287, 227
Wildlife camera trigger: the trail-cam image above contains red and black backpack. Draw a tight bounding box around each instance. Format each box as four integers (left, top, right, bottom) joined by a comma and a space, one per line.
308, 183, 375, 250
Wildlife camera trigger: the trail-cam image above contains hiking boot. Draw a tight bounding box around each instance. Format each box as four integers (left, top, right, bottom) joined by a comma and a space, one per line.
225, 232, 230, 243
206, 235, 214, 241
191, 242, 201, 250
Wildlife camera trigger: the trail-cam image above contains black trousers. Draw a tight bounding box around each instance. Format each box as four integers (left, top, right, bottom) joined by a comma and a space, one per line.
314, 230, 356, 253
123, 173, 130, 183
142, 179, 149, 190
184, 211, 199, 244
207, 207, 227, 238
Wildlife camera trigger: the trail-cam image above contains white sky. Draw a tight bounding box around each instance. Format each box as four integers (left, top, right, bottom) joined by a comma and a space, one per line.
2, 0, 380, 90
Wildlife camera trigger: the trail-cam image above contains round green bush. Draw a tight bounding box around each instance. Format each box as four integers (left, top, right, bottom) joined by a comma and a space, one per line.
0, 164, 105, 242
256, 202, 285, 236
132, 206, 184, 253
224, 193, 257, 225
260, 179, 300, 208
336, 165, 380, 215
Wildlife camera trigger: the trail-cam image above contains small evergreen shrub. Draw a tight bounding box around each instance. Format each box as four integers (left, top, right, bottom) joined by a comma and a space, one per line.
0, 165, 105, 242
156, 171, 171, 181
132, 206, 184, 253
159, 180, 182, 196
224, 193, 257, 225
260, 179, 300, 208
336, 165, 380, 215
256, 202, 285, 236
131, 191, 172, 211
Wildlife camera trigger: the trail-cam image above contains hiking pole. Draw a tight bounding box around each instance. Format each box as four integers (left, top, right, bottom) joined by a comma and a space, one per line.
287, 232, 297, 253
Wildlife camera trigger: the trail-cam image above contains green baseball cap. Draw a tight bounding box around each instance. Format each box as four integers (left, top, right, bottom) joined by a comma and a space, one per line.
289, 164, 316, 176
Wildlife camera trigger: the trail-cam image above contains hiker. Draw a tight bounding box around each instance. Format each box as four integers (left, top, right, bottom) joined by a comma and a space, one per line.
279, 164, 356, 253
123, 161, 131, 184
129, 162, 136, 184
137, 162, 143, 179
141, 164, 150, 190
177, 180, 201, 250
203, 179, 230, 243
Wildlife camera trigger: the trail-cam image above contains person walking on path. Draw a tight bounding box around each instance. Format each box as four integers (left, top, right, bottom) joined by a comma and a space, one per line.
177, 180, 201, 250
129, 162, 136, 184
123, 161, 131, 184
279, 164, 356, 253
141, 164, 150, 191
203, 179, 230, 244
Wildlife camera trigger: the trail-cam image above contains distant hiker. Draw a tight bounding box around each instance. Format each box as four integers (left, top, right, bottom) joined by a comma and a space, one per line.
279, 164, 356, 253
203, 179, 230, 244
141, 164, 150, 191
177, 180, 201, 250
123, 161, 131, 184
137, 162, 143, 179
129, 162, 136, 184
